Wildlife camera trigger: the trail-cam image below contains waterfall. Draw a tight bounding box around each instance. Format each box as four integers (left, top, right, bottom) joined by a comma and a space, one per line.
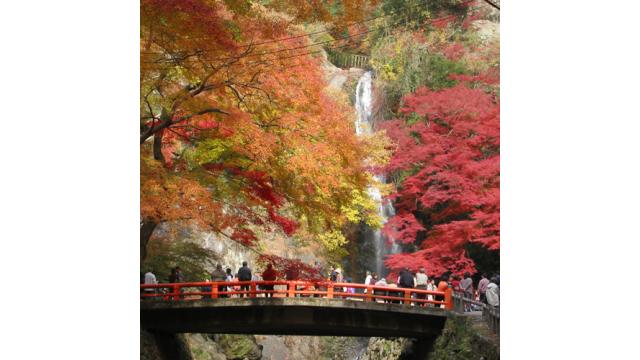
354, 71, 399, 276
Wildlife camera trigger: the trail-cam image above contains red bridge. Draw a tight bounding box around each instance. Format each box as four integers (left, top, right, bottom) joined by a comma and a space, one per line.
141, 280, 454, 339
140, 280, 453, 307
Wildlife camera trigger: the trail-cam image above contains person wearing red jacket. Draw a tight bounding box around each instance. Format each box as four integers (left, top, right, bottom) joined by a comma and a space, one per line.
262, 263, 278, 298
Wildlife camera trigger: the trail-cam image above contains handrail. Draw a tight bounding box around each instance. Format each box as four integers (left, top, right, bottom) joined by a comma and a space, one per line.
141, 280, 453, 310
452, 291, 499, 334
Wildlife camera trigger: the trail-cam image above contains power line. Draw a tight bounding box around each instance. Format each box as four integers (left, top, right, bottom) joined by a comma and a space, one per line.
143, 0, 475, 50
142, 12, 460, 66
140, 15, 457, 69
141, 36, 365, 67
142, 27, 376, 62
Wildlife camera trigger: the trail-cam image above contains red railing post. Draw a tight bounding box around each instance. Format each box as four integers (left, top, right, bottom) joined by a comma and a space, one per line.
327, 284, 334, 299
173, 284, 180, 301
212, 283, 218, 299
404, 289, 411, 305
287, 282, 295, 298
366, 286, 372, 302
250, 282, 257, 298
444, 287, 453, 310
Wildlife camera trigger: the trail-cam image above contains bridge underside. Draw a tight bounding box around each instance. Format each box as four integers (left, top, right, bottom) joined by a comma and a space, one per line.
141, 298, 449, 338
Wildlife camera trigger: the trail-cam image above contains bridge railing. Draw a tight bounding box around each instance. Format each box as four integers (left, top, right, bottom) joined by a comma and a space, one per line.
141, 280, 453, 309
452, 291, 500, 334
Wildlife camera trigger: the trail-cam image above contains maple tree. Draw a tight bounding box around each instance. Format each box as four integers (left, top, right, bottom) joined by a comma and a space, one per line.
381, 81, 499, 277
257, 254, 325, 281
140, 0, 383, 260
366, 0, 499, 277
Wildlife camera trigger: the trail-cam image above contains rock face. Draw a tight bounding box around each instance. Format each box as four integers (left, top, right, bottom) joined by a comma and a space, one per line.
141, 330, 193, 360
255, 335, 323, 360
428, 315, 499, 360
185, 334, 227, 360
214, 334, 263, 360
141, 330, 164, 360
359, 338, 414, 360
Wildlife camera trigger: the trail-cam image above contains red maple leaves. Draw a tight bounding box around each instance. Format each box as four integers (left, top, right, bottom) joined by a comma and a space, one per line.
381, 83, 499, 277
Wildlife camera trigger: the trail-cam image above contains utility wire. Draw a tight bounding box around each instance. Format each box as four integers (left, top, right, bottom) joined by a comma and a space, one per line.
141, 27, 376, 59
144, 0, 475, 49
142, 13, 459, 66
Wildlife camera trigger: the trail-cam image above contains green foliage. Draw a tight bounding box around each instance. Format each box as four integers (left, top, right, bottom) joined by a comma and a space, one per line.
141, 238, 219, 282
424, 54, 468, 90
369, 32, 469, 118
405, 112, 422, 125
380, 0, 469, 30
183, 138, 230, 168
215, 334, 261, 360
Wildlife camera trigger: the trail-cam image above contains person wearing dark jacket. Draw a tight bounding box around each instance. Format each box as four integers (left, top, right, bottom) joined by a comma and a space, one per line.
398, 268, 415, 288
169, 266, 184, 299
237, 261, 252, 297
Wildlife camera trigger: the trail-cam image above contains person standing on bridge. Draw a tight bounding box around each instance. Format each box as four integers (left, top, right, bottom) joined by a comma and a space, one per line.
262, 263, 278, 298
435, 276, 449, 308
398, 267, 415, 289
169, 266, 183, 283
460, 272, 474, 312
364, 270, 372, 294
374, 277, 388, 303
486, 276, 499, 308
169, 266, 185, 299
201, 277, 213, 300
426, 278, 436, 307
143, 270, 157, 300
225, 268, 235, 297
334, 268, 344, 283
477, 273, 490, 304
415, 267, 429, 306
450, 275, 460, 292
397, 268, 415, 305
211, 264, 227, 298
237, 261, 252, 298
329, 267, 337, 282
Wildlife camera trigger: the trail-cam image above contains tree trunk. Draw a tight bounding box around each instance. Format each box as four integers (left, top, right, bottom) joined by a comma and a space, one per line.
153, 130, 165, 163
141, 220, 158, 262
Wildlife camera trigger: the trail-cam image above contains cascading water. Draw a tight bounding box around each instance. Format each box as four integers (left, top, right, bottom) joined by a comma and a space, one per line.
354, 71, 400, 276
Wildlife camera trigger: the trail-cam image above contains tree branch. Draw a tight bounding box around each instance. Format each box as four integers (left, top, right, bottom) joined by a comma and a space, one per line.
140, 108, 229, 144
483, 0, 500, 10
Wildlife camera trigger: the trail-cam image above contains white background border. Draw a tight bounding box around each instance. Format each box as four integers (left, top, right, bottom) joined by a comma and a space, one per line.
1, 0, 639, 358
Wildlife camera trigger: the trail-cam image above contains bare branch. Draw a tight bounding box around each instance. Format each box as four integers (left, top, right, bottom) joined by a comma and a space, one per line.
483, 0, 500, 10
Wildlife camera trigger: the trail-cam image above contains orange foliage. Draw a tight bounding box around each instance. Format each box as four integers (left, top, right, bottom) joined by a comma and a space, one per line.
140, 0, 381, 249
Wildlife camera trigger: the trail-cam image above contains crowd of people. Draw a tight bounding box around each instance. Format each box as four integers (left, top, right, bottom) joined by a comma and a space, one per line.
141, 261, 282, 299
141, 262, 500, 310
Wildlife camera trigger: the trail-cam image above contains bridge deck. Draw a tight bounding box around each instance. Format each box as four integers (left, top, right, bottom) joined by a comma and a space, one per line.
141, 297, 450, 338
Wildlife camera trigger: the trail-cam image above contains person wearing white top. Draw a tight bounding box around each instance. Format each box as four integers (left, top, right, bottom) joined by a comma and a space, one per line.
374, 278, 387, 303
415, 266, 429, 306
426, 279, 436, 306
143, 271, 157, 299
364, 271, 372, 293
486, 277, 500, 307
